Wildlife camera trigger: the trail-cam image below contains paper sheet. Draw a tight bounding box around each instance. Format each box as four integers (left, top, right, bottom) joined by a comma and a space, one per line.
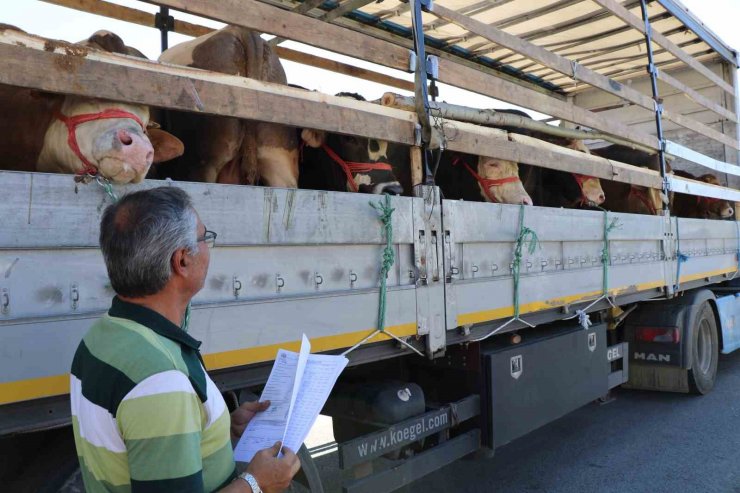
234, 335, 348, 463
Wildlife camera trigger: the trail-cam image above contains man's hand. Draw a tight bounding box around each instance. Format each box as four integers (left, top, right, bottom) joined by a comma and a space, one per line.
247, 441, 301, 493
231, 400, 270, 441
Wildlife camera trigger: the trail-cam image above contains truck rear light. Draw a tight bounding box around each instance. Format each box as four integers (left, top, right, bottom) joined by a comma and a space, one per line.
635, 326, 680, 343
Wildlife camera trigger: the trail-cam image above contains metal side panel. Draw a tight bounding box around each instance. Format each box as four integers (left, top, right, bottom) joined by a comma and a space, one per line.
715, 293, 740, 354
671, 217, 740, 289
442, 202, 668, 329
0, 171, 423, 405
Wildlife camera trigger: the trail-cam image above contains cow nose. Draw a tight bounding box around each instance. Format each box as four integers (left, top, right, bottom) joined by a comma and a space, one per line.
598, 193, 605, 204
382, 183, 404, 196
522, 196, 533, 206
117, 128, 133, 146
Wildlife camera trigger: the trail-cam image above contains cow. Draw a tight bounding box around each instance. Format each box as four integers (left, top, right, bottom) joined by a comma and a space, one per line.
593, 144, 668, 215
434, 150, 533, 204
299, 92, 406, 195
671, 170, 734, 219
0, 27, 183, 183
500, 109, 604, 208
153, 26, 299, 187
434, 109, 602, 207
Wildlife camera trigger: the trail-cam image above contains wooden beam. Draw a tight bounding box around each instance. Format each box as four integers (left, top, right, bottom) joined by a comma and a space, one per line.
0, 30, 418, 145
656, 68, 738, 122
40, 0, 413, 92
429, 3, 739, 151
410, 146, 423, 187
590, 0, 735, 96
663, 108, 740, 150
142, 0, 413, 72
40, 0, 211, 37
274, 48, 414, 92
436, 58, 660, 151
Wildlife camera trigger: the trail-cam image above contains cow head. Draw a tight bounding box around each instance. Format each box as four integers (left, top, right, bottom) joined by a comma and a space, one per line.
476, 157, 532, 205
300, 128, 404, 195
696, 174, 734, 219
38, 97, 183, 184
563, 139, 605, 207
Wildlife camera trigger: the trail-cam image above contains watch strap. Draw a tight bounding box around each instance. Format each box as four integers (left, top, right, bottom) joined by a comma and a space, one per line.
238, 472, 263, 493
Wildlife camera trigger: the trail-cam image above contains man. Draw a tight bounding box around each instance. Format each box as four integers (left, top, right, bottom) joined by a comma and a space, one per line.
70, 187, 300, 492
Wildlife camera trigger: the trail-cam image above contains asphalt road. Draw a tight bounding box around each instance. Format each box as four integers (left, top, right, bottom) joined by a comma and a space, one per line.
310, 351, 740, 493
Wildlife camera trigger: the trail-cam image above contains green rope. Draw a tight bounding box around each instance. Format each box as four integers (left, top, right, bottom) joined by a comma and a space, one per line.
94, 175, 119, 202
512, 205, 539, 318
598, 207, 620, 298
370, 194, 396, 334
674, 218, 689, 291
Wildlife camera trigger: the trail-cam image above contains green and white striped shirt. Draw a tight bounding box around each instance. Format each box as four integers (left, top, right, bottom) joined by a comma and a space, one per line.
70, 297, 236, 492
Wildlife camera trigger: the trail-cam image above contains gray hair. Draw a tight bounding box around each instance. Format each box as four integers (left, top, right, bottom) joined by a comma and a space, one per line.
99, 187, 198, 298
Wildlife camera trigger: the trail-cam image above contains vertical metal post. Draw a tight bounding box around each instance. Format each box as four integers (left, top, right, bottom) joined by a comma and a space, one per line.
409, 0, 434, 185
155, 7, 173, 52
639, 0, 671, 214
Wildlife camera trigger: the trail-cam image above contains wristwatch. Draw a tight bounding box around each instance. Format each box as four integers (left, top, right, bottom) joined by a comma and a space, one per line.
238, 472, 263, 493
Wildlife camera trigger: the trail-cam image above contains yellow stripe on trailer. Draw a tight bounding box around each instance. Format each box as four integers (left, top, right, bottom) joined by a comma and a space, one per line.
0, 323, 418, 406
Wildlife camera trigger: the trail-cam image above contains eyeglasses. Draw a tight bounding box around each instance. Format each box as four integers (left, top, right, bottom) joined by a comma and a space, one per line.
198, 229, 217, 249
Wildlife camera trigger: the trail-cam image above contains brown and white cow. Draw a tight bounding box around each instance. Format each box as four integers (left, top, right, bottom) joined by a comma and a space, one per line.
672, 170, 734, 219
435, 109, 602, 207
593, 144, 668, 215
435, 150, 533, 204
0, 27, 183, 183
153, 26, 299, 187
299, 92, 406, 195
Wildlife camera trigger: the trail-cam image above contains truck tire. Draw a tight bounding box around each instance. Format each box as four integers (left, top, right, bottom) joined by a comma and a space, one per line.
687, 302, 719, 395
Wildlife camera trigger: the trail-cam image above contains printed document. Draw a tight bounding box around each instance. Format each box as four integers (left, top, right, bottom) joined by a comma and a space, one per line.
234, 334, 348, 462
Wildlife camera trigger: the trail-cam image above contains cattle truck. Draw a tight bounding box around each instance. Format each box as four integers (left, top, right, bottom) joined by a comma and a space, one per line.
1, 0, 739, 491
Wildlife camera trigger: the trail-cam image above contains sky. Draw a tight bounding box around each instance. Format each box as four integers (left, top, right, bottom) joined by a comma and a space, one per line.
2, 0, 739, 119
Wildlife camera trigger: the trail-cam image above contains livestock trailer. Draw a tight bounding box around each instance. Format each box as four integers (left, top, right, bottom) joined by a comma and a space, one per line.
1, 0, 740, 491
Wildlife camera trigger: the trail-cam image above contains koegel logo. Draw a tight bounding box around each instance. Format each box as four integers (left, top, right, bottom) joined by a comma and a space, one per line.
634, 352, 671, 363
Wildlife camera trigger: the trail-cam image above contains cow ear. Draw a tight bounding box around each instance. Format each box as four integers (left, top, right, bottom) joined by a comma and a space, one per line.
301, 129, 326, 148
149, 129, 184, 163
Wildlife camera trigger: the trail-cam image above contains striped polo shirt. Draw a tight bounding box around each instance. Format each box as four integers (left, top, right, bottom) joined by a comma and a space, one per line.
70, 297, 236, 492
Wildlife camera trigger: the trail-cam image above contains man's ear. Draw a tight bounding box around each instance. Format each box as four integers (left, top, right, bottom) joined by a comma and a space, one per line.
171, 248, 192, 276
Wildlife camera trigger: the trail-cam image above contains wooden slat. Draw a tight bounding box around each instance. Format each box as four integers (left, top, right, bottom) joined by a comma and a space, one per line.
430, 3, 739, 151
663, 108, 740, 150
41, 0, 211, 37
437, 58, 660, 151
656, 69, 738, 122
410, 146, 424, 187
142, 0, 412, 72
274, 48, 414, 92
590, 0, 735, 96
664, 141, 740, 177
0, 31, 418, 145
40, 0, 413, 92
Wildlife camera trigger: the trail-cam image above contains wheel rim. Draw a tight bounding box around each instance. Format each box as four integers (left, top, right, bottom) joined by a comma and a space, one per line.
697, 318, 713, 374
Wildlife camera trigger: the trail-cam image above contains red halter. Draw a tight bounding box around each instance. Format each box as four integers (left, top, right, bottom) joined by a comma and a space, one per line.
319, 143, 394, 193
629, 186, 658, 215
452, 157, 521, 203
571, 172, 597, 207
55, 109, 146, 176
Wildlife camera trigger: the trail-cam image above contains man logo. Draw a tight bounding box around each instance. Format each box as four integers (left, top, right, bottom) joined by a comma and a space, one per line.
510, 355, 523, 380
588, 332, 597, 352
